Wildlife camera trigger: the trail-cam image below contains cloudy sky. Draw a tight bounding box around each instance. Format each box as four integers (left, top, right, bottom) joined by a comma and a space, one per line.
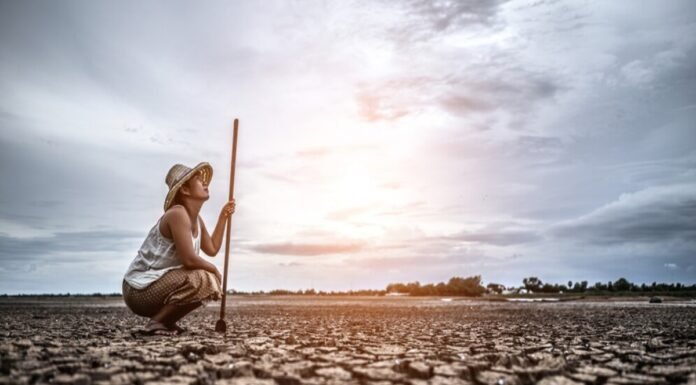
1, 0, 695, 294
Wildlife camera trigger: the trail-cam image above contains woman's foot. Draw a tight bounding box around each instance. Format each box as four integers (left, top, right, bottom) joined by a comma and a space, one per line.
143, 320, 178, 336
168, 323, 187, 334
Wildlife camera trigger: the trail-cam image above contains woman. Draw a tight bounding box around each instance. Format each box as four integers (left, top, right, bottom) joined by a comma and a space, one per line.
123, 162, 236, 335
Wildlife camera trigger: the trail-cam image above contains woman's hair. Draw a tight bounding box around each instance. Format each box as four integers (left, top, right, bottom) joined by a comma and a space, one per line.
171, 190, 184, 208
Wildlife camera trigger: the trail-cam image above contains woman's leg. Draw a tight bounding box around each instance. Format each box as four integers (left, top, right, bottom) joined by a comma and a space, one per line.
149, 301, 202, 329
125, 269, 221, 333
158, 269, 221, 330
151, 269, 220, 331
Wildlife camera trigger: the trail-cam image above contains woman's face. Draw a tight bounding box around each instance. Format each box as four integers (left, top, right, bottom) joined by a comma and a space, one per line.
183, 173, 209, 201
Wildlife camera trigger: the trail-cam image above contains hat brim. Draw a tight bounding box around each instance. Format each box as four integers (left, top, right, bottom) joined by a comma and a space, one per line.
163, 162, 213, 211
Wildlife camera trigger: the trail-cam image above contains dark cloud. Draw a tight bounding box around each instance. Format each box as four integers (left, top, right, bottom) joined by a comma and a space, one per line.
355, 64, 561, 125
439, 95, 494, 115
0, 230, 142, 263
552, 184, 696, 245
439, 69, 561, 120
390, 0, 508, 44
250, 242, 365, 256
598, 154, 696, 189
357, 0, 560, 125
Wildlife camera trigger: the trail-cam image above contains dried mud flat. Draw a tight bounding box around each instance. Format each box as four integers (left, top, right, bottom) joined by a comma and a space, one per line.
1, 298, 695, 385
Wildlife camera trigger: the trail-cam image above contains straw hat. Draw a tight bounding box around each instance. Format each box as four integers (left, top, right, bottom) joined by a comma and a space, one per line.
163, 162, 213, 211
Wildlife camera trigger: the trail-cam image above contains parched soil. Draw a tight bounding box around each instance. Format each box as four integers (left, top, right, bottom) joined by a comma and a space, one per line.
1, 298, 695, 385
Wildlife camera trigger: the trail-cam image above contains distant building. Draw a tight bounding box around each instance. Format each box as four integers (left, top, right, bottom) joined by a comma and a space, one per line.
503, 288, 528, 295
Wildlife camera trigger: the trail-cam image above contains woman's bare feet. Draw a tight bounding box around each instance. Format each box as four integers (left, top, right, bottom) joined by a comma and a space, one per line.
144, 320, 178, 336
168, 323, 187, 334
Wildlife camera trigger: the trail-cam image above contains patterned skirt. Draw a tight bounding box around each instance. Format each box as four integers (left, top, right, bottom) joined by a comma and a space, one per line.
122, 268, 222, 318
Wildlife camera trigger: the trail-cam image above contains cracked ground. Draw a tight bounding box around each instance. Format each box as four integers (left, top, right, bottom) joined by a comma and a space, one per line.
1, 297, 695, 385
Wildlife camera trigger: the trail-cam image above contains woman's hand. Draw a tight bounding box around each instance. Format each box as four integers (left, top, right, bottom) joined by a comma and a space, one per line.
219, 199, 236, 219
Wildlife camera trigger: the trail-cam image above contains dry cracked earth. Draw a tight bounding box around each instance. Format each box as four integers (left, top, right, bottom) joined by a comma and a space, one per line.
1, 297, 695, 385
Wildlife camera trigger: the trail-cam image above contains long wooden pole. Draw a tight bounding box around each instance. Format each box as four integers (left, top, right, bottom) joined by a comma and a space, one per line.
216, 118, 238, 333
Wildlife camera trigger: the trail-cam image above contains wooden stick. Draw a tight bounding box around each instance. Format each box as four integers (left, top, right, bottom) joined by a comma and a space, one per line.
217, 118, 238, 332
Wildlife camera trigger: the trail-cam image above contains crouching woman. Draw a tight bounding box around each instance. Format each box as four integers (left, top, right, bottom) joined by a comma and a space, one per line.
122, 162, 235, 335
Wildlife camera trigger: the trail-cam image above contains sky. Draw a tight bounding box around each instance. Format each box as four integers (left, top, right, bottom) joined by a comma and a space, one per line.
1, 0, 695, 294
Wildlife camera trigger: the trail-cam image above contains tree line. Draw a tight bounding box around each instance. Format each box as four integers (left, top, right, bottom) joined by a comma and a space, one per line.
258, 276, 695, 296
1, 276, 693, 297
384, 276, 695, 296
508, 276, 696, 294
385, 276, 486, 296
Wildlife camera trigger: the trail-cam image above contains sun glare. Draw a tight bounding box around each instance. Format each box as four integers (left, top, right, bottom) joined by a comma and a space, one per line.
319, 161, 403, 239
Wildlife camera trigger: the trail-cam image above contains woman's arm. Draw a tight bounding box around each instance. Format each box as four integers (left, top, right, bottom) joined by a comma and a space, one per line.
201, 199, 236, 256
165, 207, 221, 281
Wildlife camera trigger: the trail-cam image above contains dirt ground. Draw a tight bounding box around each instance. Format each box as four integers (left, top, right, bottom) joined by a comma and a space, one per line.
1, 297, 694, 385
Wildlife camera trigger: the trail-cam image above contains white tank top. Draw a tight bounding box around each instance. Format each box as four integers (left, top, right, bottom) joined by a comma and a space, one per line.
124, 215, 202, 289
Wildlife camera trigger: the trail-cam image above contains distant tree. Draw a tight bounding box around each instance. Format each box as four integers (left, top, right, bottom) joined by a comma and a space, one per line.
523, 277, 542, 292
613, 277, 630, 292
487, 283, 505, 294
406, 281, 421, 294
568, 281, 573, 290
386, 283, 408, 294
447, 276, 486, 296
580, 281, 588, 292
420, 284, 436, 296
539, 283, 560, 293
269, 289, 295, 295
